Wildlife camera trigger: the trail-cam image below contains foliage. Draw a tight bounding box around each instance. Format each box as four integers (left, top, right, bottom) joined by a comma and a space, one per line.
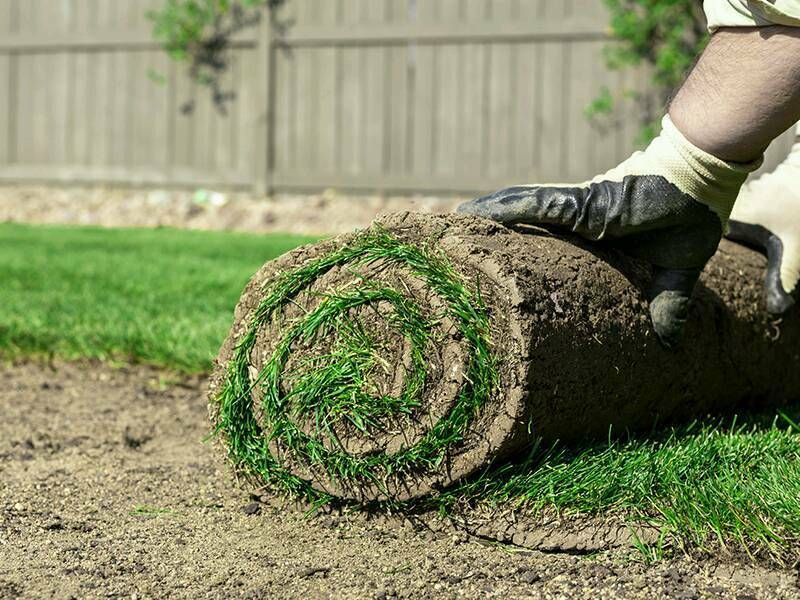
589, 0, 709, 144
148, 0, 286, 112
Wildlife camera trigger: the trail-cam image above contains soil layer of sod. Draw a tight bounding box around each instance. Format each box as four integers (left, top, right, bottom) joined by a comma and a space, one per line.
211, 212, 800, 511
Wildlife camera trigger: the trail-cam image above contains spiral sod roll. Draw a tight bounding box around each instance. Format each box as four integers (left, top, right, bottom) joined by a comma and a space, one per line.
209, 212, 800, 504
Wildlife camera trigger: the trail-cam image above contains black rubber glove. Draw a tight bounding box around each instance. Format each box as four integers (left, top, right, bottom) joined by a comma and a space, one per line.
457, 116, 761, 347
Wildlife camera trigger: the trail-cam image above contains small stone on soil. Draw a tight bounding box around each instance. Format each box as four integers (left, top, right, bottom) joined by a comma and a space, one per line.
241, 502, 261, 516
123, 424, 153, 449
518, 570, 540, 584
298, 566, 330, 578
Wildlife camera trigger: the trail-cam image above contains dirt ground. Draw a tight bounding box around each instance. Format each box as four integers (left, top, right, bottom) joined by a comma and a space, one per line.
1, 361, 799, 599
0, 185, 463, 236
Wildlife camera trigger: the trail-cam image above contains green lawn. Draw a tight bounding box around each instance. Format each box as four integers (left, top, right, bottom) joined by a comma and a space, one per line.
1, 222, 798, 563
0, 223, 318, 372
446, 415, 800, 562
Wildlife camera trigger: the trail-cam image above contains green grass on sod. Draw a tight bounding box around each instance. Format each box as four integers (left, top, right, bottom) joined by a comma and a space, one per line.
213, 230, 498, 503
442, 415, 800, 562
0, 223, 317, 372
1, 223, 798, 562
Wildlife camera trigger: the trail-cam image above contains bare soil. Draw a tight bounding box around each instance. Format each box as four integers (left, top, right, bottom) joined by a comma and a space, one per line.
0, 185, 463, 236
1, 360, 798, 599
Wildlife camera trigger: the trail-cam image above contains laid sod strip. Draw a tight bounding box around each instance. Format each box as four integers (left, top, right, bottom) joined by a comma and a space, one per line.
212, 230, 498, 503
440, 414, 800, 561
0, 223, 317, 372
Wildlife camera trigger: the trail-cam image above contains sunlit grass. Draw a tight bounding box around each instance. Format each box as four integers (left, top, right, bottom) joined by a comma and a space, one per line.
0, 223, 317, 372
436, 414, 800, 562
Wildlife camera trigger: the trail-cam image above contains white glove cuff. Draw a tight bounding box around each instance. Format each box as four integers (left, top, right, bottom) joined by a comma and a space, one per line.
652, 116, 763, 224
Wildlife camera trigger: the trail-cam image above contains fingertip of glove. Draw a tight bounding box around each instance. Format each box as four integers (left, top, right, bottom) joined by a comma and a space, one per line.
455, 200, 478, 215
766, 286, 795, 315
649, 290, 690, 349
763, 236, 796, 316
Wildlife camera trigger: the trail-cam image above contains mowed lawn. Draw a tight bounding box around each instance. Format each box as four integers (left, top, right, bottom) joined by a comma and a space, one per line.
1, 222, 799, 563
0, 223, 318, 371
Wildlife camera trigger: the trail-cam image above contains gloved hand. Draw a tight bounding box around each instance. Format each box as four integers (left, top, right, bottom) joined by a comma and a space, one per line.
457, 116, 761, 347
726, 125, 800, 314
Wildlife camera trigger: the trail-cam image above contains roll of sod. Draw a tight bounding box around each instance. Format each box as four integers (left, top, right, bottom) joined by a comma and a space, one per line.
209, 212, 800, 504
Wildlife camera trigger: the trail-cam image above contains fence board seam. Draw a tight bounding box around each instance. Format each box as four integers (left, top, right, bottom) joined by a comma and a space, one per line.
279, 21, 609, 46
0, 30, 258, 52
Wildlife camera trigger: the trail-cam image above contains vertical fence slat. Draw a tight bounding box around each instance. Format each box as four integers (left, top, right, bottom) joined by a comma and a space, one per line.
91, 51, 112, 166
587, 39, 617, 176
0, 0, 10, 31
293, 47, 315, 171
31, 54, 53, 164
273, 43, 292, 174
130, 50, 150, 168
385, 0, 409, 174
48, 52, 70, 165
214, 50, 235, 171
109, 51, 129, 166
513, 42, 537, 179
252, 5, 274, 193
487, 0, 516, 179
0, 0, 10, 165
387, 0, 407, 22
565, 41, 591, 181
432, 0, 460, 178
312, 1, 338, 175
338, 39, 362, 174
193, 59, 213, 171
237, 47, 258, 183
487, 43, 514, 179
538, 40, 565, 180
517, 1, 547, 179
361, 1, 387, 175
458, 0, 488, 179
13, 55, 30, 163
0, 53, 7, 165
275, 0, 298, 174
227, 51, 242, 173
385, 44, 407, 175
409, 2, 436, 177
71, 51, 89, 165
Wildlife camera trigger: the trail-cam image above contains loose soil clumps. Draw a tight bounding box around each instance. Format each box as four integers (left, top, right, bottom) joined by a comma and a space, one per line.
210, 212, 800, 503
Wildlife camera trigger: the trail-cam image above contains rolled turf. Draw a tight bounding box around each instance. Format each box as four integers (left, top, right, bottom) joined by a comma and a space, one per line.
209, 212, 800, 504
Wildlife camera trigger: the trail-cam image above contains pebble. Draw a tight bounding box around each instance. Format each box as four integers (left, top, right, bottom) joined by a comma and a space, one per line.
241, 502, 261, 516
298, 566, 330, 578
518, 570, 540, 584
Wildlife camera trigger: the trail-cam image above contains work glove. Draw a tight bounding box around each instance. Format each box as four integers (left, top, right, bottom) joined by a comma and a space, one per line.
457, 116, 761, 347
726, 125, 800, 315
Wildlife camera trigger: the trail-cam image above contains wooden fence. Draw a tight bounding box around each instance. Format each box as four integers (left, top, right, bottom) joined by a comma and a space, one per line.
0, 0, 794, 194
